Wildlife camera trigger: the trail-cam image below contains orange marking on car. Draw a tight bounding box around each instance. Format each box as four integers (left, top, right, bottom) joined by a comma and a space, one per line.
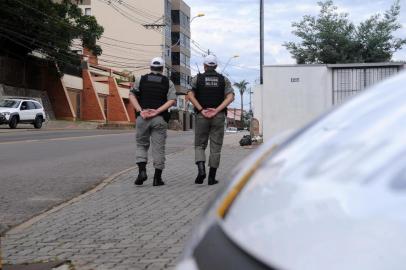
217, 146, 277, 219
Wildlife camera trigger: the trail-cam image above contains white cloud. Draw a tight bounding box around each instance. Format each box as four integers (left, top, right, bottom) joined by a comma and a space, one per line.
187, 0, 406, 107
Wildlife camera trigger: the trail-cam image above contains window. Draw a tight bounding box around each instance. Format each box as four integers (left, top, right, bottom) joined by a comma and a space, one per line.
171, 10, 180, 25
21, 101, 35, 110
33, 102, 43, 109
165, 25, 171, 41
180, 73, 189, 87
172, 52, 180, 66
0, 100, 19, 108
165, 0, 172, 22
171, 72, 180, 85
85, 8, 91, 16
182, 34, 190, 49
178, 53, 190, 68
20, 101, 28, 110
27, 102, 36, 110
180, 54, 186, 67
177, 96, 185, 109
180, 11, 190, 30
172, 32, 180, 45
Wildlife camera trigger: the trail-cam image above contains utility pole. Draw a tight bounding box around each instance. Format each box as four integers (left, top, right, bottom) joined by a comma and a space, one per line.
234, 108, 236, 127
249, 88, 253, 114
260, 0, 264, 85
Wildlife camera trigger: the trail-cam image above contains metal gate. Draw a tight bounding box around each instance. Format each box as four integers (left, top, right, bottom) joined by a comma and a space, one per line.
332, 66, 400, 105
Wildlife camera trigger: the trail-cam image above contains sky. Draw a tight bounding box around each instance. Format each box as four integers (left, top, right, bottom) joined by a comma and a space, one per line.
186, 0, 406, 109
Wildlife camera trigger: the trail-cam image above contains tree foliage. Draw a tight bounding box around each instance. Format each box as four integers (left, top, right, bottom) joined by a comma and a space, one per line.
284, 0, 406, 64
233, 80, 249, 127
0, 0, 104, 70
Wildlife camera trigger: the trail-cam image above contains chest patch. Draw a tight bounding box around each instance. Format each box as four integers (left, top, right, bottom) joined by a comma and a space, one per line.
147, 75, 163, 83
205, 76, 219, 87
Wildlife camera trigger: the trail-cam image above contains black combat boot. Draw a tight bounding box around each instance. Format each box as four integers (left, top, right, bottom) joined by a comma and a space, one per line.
135, 162, 147, 185
208, 167, 219, 185
153, 169, 165, 186
195, 161, 206, 184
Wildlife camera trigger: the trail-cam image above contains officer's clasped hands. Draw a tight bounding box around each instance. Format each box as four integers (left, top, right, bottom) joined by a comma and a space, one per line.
140, 109, 159, 120
202, 108, 217, 119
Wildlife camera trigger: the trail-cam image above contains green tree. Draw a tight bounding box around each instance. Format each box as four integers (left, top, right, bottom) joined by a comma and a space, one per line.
0, 0, 104, 71
284, 0, 406, 64
233, 80, 249, 128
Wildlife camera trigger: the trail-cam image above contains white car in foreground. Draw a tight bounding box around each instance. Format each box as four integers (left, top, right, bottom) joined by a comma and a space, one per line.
177, 71, 406, 270
0, 98, 46, 129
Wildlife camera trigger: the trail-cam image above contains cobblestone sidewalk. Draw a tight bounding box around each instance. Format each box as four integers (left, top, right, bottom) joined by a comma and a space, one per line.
2, 134, 253, 270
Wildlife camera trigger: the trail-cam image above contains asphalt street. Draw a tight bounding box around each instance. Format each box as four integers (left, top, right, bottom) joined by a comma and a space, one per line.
0, 129, 194, 231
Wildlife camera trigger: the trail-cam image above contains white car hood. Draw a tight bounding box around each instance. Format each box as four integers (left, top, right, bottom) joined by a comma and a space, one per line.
222, 72, 406, 270
0, 107, 18, 113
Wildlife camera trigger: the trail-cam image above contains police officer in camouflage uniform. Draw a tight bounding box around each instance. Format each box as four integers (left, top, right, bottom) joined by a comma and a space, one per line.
187, 55, 235, 185
129, 57, 176, 186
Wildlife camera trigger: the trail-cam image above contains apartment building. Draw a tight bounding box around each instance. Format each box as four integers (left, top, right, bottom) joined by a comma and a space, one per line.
76, 0, 172, 75
67, 0, 193, 128
170, 0, 193, 129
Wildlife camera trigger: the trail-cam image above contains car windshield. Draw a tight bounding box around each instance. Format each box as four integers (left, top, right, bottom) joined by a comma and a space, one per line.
0, 100, 20, 108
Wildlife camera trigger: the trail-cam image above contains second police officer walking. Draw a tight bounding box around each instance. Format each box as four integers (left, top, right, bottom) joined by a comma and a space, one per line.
129, 57, 176, 187
187, 55, 235, 185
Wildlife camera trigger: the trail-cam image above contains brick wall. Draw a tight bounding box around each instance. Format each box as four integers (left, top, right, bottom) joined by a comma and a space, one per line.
124, 99, 136, 122
107, 77, 130, 122
81, 69, 106, 121
42, 65, 75, 120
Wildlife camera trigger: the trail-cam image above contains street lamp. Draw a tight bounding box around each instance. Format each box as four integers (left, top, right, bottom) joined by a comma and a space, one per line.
191, 13, 205, 23
221, 55, 239, 73
172, 13, 205, 48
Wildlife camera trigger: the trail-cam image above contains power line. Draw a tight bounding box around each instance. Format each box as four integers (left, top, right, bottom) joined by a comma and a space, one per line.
101, 0, 149, 25
0, 25, 145, 72
190, 47, 207, 57
73, 41, 160, 60
0, 32, 148, 74
98, 53, 153, 61
191, 40, 209, 55
0, 25, 80, 61
100, 36, 161, 47
97, 0, 162, 34
118, 1, 162, 22
97, 40, 161, 53
98, 58, 149, 66
0, 32, 81, 68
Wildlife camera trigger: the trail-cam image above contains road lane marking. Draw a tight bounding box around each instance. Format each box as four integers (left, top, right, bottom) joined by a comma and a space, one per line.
0, 133, 133, 145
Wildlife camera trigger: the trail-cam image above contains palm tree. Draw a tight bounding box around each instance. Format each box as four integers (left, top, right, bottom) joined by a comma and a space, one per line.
233, 80, 249, 128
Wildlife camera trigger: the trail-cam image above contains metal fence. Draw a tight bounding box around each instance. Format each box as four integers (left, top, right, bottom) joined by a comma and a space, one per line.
332, 66, 400, 105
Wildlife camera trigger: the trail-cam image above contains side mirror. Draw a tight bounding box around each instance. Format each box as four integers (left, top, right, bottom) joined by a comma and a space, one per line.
21, 105, 27, 110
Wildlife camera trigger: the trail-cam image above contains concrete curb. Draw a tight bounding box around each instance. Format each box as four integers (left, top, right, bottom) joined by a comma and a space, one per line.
6, 166, 136, 235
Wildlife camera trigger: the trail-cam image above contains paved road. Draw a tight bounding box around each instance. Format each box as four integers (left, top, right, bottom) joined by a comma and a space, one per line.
0, 129, 194, 230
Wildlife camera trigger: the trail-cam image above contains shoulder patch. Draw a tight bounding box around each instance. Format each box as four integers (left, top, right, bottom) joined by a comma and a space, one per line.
147, 74, 163, 83
205, 76, 219, 87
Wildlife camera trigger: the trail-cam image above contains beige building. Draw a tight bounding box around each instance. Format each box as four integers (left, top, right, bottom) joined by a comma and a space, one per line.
75, 0, 192, 91
73, 0, 193, 129
75, 0, 171, 75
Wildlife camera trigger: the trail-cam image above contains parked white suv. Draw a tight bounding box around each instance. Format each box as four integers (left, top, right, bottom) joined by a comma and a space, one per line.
0, 98, 46, 129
